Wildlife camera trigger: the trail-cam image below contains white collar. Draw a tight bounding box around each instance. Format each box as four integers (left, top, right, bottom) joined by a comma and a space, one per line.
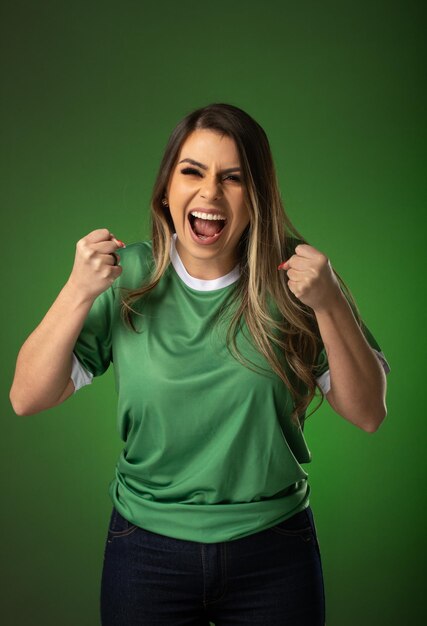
169, 234, 240, 291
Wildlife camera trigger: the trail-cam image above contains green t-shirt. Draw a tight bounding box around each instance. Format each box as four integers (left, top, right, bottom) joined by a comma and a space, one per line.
73, 238, 389, 543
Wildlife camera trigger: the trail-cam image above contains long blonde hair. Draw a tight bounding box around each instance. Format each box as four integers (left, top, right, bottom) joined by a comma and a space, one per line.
122, 103, 362, 427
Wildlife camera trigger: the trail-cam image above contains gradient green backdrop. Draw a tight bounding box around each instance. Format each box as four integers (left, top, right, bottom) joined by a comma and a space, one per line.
2, 1, 425, 624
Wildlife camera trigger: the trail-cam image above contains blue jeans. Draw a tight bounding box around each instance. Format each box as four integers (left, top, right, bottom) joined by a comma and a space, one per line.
100, 505, 326, 625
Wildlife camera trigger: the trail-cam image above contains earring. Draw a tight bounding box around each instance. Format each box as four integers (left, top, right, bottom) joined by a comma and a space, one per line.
162, 198, 168, 207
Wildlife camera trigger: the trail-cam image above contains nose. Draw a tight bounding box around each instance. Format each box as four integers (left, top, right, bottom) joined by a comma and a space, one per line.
200, 175, 222, 201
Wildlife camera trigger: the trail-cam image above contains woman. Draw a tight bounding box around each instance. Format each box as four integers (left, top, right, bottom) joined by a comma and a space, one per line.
10, 103, 390, 625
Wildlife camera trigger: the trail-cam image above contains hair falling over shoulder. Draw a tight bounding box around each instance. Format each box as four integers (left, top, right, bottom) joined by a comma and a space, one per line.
121, 103, 363, 428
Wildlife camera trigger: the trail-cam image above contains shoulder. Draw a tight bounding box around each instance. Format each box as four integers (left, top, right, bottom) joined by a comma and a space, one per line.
118, 240, 152, 260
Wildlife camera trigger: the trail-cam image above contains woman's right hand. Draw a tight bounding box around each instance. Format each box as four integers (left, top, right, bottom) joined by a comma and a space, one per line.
67, 228, 126, 301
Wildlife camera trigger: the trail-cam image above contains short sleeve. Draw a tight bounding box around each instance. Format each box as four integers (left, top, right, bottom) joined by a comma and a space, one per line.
72, 286, 115, 378
315, 319, 391, 396
70, 353, 93, 392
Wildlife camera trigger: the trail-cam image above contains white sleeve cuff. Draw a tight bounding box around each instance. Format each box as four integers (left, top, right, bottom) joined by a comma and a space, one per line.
316, 369, 332, 396
316, 348, 390, 396
71, 353, 93, 392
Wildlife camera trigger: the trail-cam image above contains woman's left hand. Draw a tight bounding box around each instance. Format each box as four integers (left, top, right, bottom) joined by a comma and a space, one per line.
278, 244, 342, 312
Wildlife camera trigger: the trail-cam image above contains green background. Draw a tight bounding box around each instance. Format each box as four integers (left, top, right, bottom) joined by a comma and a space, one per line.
2, 0, 425, 624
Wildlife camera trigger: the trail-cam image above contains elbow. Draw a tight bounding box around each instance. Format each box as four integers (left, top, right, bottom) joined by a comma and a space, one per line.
10, 398, 31, 417
9, 387, 40, 416
10, 395, 32, 417
363, 404, 388, 433
328, 387, 388, 433
9, 377, 27, 415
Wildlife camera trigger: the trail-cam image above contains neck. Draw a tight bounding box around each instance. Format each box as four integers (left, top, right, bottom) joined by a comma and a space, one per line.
174, 238, 238, 280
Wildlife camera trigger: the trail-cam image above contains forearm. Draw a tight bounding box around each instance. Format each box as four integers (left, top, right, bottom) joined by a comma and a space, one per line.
314, 291, 387, 432
10, 280, 94, 415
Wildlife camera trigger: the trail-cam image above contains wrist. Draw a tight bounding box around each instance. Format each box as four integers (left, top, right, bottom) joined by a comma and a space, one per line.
62, 278, 96, 309
313, 287, 348, 319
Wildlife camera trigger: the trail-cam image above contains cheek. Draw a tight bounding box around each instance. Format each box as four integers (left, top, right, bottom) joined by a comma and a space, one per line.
231, 214, 250, 241
239, 203, 251, 229
231, 190, 248, 219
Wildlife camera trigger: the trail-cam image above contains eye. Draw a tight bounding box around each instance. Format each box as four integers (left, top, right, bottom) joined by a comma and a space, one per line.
224, 174, 241, 183
181, 167, 202, 177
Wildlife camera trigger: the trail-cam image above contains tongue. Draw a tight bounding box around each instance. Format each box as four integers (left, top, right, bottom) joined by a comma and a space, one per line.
193, 217, 223, 237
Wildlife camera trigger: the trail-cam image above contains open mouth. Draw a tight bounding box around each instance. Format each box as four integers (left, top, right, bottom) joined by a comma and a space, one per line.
188, 212, 227, 243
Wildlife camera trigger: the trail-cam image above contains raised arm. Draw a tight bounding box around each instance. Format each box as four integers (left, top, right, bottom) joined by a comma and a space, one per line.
10, 229, 125, 415
279, 243, 388, 432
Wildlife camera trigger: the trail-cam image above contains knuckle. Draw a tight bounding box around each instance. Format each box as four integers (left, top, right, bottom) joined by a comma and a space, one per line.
100, 269, 111, 280
84, 246, 95, 260
77, 237, 93, 256
92, 227, 106, 236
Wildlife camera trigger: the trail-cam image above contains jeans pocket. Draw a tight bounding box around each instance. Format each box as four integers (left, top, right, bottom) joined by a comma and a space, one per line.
108, 507, 139, 538
269, 508, 314, 542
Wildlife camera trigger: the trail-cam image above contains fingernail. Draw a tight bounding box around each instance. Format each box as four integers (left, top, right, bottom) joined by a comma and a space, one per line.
116, 239, 126, 248
278, 261, 287, 270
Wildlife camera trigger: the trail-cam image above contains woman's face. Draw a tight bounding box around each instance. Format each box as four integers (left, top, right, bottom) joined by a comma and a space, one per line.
166, 129, 250, 279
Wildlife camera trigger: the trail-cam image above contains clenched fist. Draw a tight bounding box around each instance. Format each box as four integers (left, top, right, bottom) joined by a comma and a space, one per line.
278, 244, 342, 312
67, 228, 126, 301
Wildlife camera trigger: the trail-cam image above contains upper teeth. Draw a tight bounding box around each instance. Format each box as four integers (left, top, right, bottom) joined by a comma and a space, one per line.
190, 211, 226, 221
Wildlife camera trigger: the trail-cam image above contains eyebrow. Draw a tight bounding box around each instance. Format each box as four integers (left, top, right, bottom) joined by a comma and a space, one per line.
178, 158, 241, 174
